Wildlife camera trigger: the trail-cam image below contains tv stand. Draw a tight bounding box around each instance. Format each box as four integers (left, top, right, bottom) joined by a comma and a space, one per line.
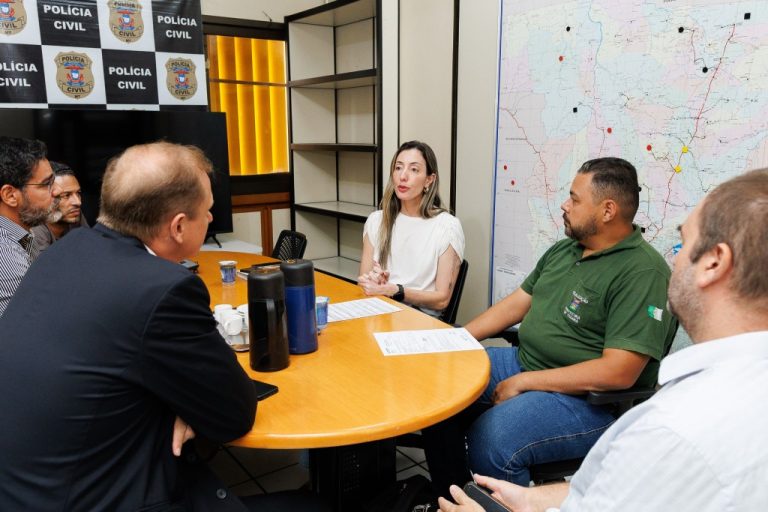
205, 234, 222, 248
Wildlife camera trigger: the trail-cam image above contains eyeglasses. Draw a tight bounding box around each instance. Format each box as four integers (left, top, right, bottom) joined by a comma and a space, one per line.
22, 173, 55, 193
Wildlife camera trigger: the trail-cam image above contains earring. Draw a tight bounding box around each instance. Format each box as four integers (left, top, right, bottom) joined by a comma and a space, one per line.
424, 186, 429, 193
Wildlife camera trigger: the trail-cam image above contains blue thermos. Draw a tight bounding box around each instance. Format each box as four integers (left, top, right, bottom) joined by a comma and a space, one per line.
280, 259, 318, 354
248, 267, 290, 371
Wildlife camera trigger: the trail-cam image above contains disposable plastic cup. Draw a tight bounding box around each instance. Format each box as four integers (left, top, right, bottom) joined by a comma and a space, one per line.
316, 296, 329, 331
218, 260, 237, 286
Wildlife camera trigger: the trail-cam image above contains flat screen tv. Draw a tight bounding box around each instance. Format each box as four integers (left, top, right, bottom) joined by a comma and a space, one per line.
0, 108, 233, 236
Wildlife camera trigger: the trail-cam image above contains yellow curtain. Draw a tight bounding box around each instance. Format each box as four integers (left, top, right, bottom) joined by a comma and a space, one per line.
207, 35, 288, 175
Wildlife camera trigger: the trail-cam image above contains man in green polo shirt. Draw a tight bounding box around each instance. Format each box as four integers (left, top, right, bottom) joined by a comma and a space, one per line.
421, 157, 677, 497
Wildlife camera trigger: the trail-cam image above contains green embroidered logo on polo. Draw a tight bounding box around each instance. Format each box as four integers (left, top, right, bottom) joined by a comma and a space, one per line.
564, 290, 589, 323
647, 305, 663, 321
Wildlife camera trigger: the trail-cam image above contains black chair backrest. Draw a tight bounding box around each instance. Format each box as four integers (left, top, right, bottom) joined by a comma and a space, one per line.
272, 230, 307, 260
439, 259, 469, 325
529, 319, 681, 484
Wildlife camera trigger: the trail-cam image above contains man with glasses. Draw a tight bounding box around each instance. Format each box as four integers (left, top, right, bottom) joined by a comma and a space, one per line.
0, 136, 54, 317
31, 162, 89, 253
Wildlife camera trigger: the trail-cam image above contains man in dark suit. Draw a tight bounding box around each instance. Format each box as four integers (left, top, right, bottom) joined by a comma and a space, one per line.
0, 142, 258, 511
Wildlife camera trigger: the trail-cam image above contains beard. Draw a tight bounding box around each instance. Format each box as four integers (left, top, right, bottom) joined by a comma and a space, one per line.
47, 209, 64, 223
564, 214, 598, 241
19, 191, 53, 228
668, 261, 703, 341
50, 208, 80, 225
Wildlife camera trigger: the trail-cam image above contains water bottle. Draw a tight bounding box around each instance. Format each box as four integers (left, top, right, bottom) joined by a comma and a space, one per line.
248, 267, 290, 371
280, 259, 318, 354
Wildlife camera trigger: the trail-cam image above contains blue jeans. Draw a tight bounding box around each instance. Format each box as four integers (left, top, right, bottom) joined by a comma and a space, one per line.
465, 347, 616, 485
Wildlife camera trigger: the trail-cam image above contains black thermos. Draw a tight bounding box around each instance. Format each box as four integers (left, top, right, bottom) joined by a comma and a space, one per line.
248, 267, 290, 372
280, 259, 318, 354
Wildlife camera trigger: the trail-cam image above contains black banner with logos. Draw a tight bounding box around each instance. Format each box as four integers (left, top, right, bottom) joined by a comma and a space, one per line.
152, 0, 203, 54
0, 43, 46, 103
38, 0, 100, 48
0, 0, 206, 110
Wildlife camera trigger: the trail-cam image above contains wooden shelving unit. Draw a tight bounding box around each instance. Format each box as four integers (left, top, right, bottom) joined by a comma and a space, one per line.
286, 0, 381, 281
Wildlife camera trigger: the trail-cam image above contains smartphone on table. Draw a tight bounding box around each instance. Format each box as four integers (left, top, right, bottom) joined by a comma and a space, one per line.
463, 482, 512, 512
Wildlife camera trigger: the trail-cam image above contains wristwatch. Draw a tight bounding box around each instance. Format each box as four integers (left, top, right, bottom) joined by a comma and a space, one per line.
392, 283, 405, 302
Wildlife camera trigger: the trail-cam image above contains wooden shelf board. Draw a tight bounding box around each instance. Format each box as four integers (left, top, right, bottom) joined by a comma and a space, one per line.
289, 69, 377, 89
295, 201, 375, 222
313, 256, 361, 282
286, 0, 375, 27
291, 143, 377, 152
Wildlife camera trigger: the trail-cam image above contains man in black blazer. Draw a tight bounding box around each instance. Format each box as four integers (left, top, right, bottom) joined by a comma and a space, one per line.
0, 142, 258, 511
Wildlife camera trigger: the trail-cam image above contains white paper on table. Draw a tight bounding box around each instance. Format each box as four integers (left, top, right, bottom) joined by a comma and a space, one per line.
327, 297, 402, 322
374, 328, 483, 356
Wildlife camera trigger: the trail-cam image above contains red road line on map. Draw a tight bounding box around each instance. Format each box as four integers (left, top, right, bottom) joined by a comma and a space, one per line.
691, 24, 736, 141
652, 24, 737, 243
504, 108, 560, 229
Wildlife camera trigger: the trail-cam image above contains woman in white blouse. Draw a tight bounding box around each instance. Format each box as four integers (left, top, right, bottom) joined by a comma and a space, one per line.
358, 140, 465, 317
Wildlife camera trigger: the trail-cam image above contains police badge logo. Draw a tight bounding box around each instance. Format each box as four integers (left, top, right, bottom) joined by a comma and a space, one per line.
0, 0, 27, 36
165, 58, 197, 100
108, 0, 144, 43
54, 52, 95, 99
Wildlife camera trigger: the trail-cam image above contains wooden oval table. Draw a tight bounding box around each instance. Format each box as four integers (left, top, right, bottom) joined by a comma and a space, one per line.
197, 250, 489, 510
196, 250, 490, 449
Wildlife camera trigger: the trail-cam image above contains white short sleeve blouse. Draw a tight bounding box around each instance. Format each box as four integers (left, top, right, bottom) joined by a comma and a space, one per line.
363, 210, 465, 292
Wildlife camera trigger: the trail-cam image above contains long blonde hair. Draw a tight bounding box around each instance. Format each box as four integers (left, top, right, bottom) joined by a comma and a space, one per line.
377, 141, 447, 268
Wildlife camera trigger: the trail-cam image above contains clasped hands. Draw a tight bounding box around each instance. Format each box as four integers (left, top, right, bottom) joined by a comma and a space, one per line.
357, 261, 397, 297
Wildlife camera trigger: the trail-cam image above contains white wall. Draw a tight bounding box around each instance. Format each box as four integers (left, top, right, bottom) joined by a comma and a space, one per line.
398, 0, 454, 201
380, 0, 399, 168
454, 1, 500, 323
201, 0, 321, 22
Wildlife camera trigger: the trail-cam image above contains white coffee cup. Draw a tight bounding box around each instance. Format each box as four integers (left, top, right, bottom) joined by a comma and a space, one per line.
236, 304, 249, 331
213, 304, 233, 323
220, 310, 243, 336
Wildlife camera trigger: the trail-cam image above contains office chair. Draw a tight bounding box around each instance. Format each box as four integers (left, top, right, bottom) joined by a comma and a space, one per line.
521, 321, 680, 483
527, 387, 660, 483
439, 259, 469, 325
272, 230, 307, 260
396, 260, 469, 451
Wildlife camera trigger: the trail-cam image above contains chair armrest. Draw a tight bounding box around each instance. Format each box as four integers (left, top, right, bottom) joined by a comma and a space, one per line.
492, 327, 520, 346
587, 386, 657, 406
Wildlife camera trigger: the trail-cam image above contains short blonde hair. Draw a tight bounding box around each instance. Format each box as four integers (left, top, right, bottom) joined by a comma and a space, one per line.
97, 141, 212, 240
